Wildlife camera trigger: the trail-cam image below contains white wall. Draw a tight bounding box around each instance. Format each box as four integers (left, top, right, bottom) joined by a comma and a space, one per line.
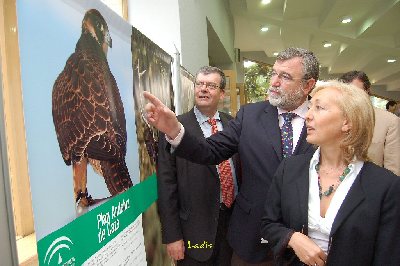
128, 0, 235, 76
179, 0, 235, 74
128, 0, 181, 59
201, 0, 235, 64
177, 0, 209, 74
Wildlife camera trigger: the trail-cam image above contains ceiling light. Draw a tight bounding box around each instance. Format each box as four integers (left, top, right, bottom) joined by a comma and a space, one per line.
260, 27, 269, 32
273, 52, 279, 56
387, 59, 396, 63
323, 43, 332, 48
261, 0, 271, 5
341, 17, 352, 24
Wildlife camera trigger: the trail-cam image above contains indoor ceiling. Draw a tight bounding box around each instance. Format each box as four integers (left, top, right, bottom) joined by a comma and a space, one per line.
229, 0, 400, 98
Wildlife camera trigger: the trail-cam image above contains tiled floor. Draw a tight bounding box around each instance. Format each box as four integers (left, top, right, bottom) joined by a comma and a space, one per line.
16, 233, 38, 266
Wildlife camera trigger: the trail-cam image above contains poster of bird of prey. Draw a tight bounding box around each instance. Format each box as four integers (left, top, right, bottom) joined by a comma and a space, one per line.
131, 27, 174, 265
17, 0, 157, 265
131, 27, 174, 183
180, 67, 196, 113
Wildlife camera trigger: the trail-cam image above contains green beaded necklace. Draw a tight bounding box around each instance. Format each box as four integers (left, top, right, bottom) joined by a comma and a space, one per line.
315, 163, 351, 199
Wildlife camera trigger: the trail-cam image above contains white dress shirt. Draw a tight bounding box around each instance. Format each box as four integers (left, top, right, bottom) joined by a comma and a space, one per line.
307, 148, 364, 253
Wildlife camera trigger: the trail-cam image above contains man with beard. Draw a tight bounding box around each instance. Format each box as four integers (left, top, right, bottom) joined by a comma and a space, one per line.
144, 47, 318, 265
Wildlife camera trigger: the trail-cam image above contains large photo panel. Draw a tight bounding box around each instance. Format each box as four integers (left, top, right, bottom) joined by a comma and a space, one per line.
17, 0, 140, 246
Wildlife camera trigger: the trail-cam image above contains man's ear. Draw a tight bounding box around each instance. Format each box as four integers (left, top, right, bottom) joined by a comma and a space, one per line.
303, 78, 316, 95
219, 90, 225, 100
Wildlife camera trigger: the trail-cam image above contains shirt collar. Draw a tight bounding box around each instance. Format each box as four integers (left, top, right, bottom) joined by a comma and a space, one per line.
194, 106, 220, 125
277, 100, 309, 119
310, 147, 321, 172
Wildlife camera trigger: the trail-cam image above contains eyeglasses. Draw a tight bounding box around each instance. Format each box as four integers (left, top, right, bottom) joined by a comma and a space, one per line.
195, 81, 220, 90
268, 70, 306, 83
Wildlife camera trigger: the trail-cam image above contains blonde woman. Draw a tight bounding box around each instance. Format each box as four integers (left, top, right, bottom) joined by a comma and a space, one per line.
261, 80, 400, 265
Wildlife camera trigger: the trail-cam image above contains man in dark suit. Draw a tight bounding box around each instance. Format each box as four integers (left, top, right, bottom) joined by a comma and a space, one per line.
145, 47, 319, 265
157, 66, 240, 265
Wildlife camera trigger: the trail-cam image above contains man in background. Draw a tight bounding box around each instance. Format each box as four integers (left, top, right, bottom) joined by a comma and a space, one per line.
340, 70, 400, 175
145, 47, 318, 265
157, 66, 240, 265
386, 100, 399, 116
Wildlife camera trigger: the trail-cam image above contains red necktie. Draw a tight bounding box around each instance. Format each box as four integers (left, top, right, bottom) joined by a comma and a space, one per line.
208, 118, 234, 208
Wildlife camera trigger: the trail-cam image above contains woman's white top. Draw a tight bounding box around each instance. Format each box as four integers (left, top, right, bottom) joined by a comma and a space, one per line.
307, 148, 364, 253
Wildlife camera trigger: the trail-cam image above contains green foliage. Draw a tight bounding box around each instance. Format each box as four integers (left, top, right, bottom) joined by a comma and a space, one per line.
244, 62, 271, 103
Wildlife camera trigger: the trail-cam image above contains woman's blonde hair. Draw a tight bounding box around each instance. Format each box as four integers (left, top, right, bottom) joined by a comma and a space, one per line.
311, 80, 375, 163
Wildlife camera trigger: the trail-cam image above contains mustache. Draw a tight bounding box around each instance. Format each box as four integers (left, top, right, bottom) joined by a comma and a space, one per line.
268, 87, 282, 93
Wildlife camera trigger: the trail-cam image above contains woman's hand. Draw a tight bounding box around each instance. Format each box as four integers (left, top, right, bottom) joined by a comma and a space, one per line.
288, 232, 327, 266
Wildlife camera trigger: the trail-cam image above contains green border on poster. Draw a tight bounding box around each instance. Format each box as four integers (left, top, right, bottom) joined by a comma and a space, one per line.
37, 173, 157, 265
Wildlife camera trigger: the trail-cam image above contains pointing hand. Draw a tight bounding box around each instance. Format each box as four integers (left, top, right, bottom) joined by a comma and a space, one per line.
143, 91, 181, 139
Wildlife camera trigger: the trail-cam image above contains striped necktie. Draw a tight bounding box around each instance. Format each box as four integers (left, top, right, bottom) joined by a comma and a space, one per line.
208, 118, 234, 208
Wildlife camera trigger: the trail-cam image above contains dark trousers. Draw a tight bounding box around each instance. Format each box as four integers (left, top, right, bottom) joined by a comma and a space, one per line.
231, 251, 274, 266
177, 205, 233, 266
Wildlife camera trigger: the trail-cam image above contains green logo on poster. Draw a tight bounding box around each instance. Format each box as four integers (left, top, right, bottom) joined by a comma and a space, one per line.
44, 236, 76, 265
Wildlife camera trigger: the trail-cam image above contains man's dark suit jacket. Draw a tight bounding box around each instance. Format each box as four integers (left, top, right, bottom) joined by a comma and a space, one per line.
174, 101, 315, 263
157, 109, 240, 262
261, 153, 400, 265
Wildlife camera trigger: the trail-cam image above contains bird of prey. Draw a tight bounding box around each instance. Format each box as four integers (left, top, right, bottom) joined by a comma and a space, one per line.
52, 9, 132, 214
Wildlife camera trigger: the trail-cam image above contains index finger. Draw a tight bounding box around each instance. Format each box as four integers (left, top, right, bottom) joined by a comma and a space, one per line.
143, 91, 164, 107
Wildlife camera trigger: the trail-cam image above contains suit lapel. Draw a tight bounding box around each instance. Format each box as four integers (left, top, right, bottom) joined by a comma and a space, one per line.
186, 109, 205, 138
260, 103, 282, 159
294, 123, 314, 155
330, 172, 365, 236
220, 113, 229, 127
185, 109, 218, 176
296, 163, 310, 229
